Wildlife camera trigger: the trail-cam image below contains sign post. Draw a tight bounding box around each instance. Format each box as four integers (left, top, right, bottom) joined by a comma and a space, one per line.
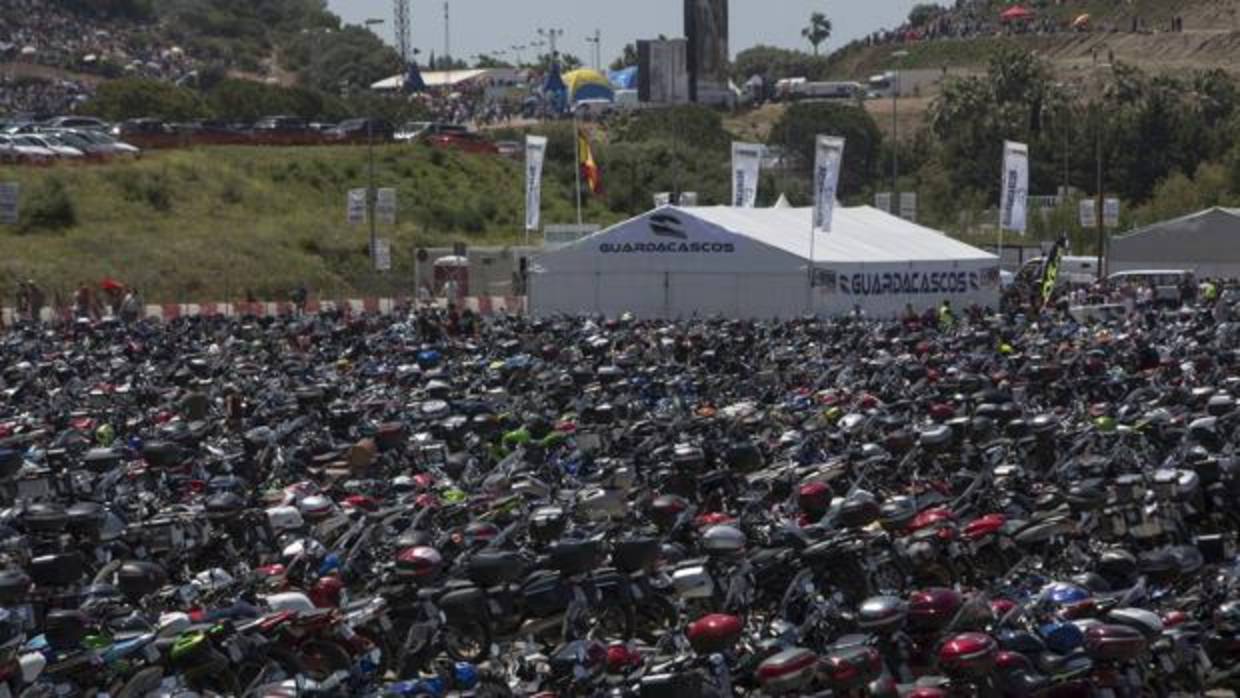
1079, 199, 1097, 229
899, 192, 917, 222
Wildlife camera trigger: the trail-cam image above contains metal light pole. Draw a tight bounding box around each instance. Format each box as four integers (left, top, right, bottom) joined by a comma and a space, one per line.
586, 29, 601, 70
538, 28, 564, 65
1094, 103, 1105, 281
890, 50, 908, 204
363, 18, 385, 269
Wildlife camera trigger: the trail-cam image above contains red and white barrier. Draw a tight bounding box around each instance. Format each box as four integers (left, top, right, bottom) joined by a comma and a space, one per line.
0, 296, 526, 326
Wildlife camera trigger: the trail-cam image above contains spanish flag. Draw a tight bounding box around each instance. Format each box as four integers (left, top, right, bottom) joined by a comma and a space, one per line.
578, 128, 603, 196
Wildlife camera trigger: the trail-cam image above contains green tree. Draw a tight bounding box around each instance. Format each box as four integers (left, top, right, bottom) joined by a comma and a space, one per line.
609, 43, 638, 71
80, 78, 210, 121
732, 45, 832, 82
908, 4, 941, 27
801, 12, 832, 56
283, 25, 402, 93
769, 102, 883, 197
474, 54, 513, 69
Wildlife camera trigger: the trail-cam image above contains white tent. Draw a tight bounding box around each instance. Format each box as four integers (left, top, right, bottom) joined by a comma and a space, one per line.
529, 205, 1000, 319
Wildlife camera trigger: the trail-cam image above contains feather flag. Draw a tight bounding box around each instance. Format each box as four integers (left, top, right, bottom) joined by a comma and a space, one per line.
577, 128, 603, 196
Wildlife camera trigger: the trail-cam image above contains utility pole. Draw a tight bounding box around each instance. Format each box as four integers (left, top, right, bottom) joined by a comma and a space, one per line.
586, 29, 601, 70
889, 50, 908, 202
1094, 103, 1105, 281
443, 1, 451, 82
538, 28, 564, 64
393, 0, 412, 65
368, 119, 377, 268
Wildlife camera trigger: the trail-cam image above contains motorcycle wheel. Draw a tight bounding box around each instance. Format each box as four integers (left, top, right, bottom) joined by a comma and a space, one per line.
115, 667, 164, 698
354, 626, 392, 680
296, 639, 352, 681
442, 620, 490, 663
237, 646, 303, 694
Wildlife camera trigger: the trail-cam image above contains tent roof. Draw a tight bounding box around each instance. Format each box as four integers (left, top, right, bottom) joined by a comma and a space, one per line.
1113, 206, 1240, 241
371, 68, 520, 91
563, 68, 614, 100
672, 205, 997, 263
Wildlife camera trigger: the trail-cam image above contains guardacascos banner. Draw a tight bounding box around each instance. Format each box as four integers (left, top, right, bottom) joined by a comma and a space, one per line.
818, 268, 1000, 296
525, 135, 548, 233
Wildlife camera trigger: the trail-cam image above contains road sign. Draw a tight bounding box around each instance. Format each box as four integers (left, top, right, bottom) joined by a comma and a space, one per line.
0, 183, 18, 225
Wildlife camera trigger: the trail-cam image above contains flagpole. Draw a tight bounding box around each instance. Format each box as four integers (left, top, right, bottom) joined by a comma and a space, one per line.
808, 199, 816, 315
573, 116, 583, 226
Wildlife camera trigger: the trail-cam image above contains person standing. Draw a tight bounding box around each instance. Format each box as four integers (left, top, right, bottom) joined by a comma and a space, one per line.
120, 287, 142, 323
26, 280, 44, 324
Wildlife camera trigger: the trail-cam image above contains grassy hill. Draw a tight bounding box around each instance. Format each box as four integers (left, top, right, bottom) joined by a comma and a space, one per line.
0, 146, 620, 303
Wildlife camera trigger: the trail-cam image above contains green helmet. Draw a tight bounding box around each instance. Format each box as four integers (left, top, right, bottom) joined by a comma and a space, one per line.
95, 423, 115, 447
1093, 415, 1116, 433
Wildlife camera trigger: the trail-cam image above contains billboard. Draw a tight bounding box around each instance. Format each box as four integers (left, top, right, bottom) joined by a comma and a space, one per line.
637, 39, 689, 104
684, 0, 729, 103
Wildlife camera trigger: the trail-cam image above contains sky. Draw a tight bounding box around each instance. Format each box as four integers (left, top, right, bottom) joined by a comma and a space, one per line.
326, 1, 938, 68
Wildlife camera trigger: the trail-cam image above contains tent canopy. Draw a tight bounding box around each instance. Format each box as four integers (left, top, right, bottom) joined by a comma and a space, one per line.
607, 66, 638, 90
1000, 5, 1035, 21
1109, 207, 1240, 277
530, 205, 999, 319
563, 68, 615, 103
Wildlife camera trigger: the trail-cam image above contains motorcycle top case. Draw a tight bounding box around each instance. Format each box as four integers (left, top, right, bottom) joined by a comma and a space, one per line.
521, 570, 570, 617
1085, 623, 1147, 662
466, 551, 525, 587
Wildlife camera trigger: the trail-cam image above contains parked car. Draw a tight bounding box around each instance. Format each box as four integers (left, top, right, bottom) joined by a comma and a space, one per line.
324, 118, 395, 143
14, 133, 84, 158
395, 121, 467, 142
42, 116, 110, 131
111, 118, 171, 138
252, 116, 309, 134
495, 140, 522, 158
0, 133, 55, 163
48, 129, 141, 159
427, 131, 499, 155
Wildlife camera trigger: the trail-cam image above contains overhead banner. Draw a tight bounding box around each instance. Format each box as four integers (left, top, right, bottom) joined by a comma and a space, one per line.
1000, 140, 1029, 234
731, 141, 762, 208
524, 135, 547, 232
347, 188, 367, 225
376, 188, 397, 226
0, 183, 18, 225
812, 135, 845, 233
1079, 199, 1097, 228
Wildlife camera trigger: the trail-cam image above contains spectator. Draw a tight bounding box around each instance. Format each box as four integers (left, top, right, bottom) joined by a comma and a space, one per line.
26, 280, 44, 323
120, 287, 142, 323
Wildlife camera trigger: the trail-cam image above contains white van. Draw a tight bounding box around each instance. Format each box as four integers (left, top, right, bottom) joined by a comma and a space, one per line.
1020, 255, 1102, 286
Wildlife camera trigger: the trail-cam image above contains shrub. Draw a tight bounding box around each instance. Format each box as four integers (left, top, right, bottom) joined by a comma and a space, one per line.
19, 177, 77, 233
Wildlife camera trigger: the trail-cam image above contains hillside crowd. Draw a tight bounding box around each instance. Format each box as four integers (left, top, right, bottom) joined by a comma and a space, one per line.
0, 0, 194, 80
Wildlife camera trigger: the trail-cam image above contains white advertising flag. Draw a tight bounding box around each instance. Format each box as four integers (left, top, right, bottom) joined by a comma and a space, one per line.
524, 135, 548, 232
1079, 199, 1097, 229
812, 135, 845, 233
1000, 140, 1029, 234
347, 188, 367, 225
731, 141, 763, 208
376, 188, 397, 226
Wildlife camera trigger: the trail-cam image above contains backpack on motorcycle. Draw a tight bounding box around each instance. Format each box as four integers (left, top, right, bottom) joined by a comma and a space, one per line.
522, 571, 570, 617
30, 552, 84, 587
0, 568, 30, 604
44, 610, 88, 651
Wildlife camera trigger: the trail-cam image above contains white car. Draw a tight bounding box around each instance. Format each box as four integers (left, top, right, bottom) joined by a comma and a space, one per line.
49, 129, 141, 158
15, 134, 84, 158
0, 134, 55, 162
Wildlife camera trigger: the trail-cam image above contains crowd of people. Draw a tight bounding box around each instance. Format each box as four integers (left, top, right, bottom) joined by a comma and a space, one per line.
0, 0, 195, 81
863, 0, 1188, 49
0, 74, 91, 116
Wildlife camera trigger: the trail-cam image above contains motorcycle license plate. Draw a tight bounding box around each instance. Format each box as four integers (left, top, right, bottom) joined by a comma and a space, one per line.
631, 587, 643, 601
489, 600, 504, 617
1160, 654, 1175, 673
0, 682, 11, 698
379, 614, 393, 632
228, 644, 243, 662
145, 644, 160, 662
